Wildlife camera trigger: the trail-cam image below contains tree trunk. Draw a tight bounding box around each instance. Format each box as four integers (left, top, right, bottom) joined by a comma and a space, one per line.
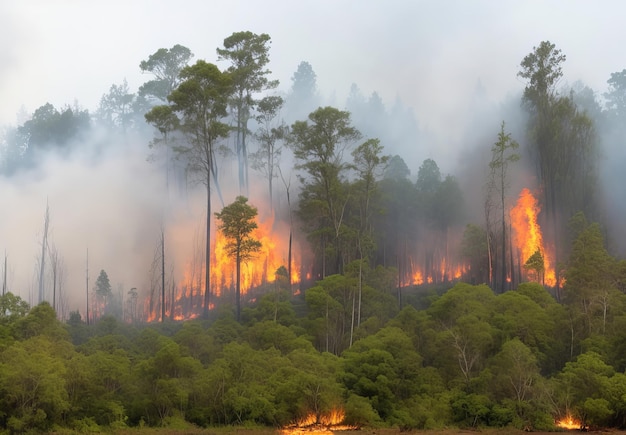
236, 252, 241, 322
203, 182, 211, 318
38, 202, 50, 304
161, 229, 165, 322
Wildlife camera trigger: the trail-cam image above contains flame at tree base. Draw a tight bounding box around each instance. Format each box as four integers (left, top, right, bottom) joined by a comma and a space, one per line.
556, 415, 586, 430
281, 409, 357, 435
510, 188, 557, 287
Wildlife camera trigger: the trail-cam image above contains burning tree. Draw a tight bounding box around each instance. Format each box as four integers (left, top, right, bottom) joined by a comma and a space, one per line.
523, 249, 545, 284
145, 60, 232, 318
518, 41, 599, 297
215, 196, 262, 322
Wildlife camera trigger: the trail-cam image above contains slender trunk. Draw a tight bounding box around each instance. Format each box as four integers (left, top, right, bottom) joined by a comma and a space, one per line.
269, 170, 273, 213
161, 229, 165, 323
508, 221, 515, 289
358, 252, 363, 327
288, 229, 293, 295
211, 158, 225, 207
86, 248, 90, 326
349, 286, 355, 347
487, 231, 493, 288
38, 202, 50, 304
500, 188, 506, 293
2, 252, 6, 296
237, 114, 244, 192
236, 252, 241, 322
52, 262, 56, 314
243, 118, 249, 197
204, 182, 211, 318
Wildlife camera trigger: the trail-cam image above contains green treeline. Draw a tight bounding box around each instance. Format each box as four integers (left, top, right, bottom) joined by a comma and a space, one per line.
3, 32, 626, 434
1, 215, 626, 433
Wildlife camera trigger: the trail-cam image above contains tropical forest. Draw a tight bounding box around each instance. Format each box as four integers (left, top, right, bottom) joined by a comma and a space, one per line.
1, 30, 626, 434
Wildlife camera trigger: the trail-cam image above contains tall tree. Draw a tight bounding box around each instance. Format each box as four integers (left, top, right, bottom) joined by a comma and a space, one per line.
350, 138, 389, 326
518, 41, 598, 294
94, 269, 112, 318
250, 95, 287, 210
215, 196, 262, 322
96, 79, 136, 132
415, 158, 442, 281
146, 60, 232, 317
139, 44, 194, 104
217, 31, 278, 193
36, 202, 50, 305
487, 122, 519, 292
286, 61, 319, 122
290, 106, 362, 277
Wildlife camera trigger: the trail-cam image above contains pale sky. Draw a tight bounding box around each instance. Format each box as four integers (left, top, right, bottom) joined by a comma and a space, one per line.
1, 1, 624, 137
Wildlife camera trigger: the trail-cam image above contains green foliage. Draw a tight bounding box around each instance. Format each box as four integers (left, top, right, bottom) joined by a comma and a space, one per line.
139, 44, 194, 103
216, 196, 262, 322
0, 292, 29, 326
290, 106, 362, 276
217, 31, 278, 191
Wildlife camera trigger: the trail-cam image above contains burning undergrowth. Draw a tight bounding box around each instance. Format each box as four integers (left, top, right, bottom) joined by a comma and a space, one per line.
281, 409, 358, 435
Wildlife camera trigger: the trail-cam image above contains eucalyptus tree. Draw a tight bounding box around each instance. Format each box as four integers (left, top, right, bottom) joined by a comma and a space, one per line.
290, 106, 362, 277
139, 44, 194, 104
145, 60, 232, 317
217, 31, 278, 193
140, 45, 193, 192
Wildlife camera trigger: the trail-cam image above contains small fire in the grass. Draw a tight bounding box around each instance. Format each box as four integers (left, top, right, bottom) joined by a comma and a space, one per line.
280, 409, 357, 435
556, 415, 585, 430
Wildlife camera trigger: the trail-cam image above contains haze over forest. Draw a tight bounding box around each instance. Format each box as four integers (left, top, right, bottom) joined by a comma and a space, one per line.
1, 0, 626, 319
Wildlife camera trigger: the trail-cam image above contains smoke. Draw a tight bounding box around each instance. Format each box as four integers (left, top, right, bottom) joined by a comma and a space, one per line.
0, 130, 164, 309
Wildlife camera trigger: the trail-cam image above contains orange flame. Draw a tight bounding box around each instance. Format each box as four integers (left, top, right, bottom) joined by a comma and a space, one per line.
510, 188, 556, 286
556, 415, 584, 430
281, 408, 356, 435
145, 211, 302, 322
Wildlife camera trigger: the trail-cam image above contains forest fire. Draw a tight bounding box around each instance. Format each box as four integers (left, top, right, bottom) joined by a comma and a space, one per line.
510, 188, 556, 286
145, 212, 302, 322
556, 415, 585, 430
280, 409, 357, 435
404, 257, 467, 287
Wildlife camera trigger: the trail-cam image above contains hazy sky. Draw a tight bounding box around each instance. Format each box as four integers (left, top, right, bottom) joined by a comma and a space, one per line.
1, 0, 624, 137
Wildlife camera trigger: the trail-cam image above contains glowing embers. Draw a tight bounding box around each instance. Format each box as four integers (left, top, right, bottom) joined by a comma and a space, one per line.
281, 408, 357, 435
510, 188, 556, 286
556, 414, 585, 430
